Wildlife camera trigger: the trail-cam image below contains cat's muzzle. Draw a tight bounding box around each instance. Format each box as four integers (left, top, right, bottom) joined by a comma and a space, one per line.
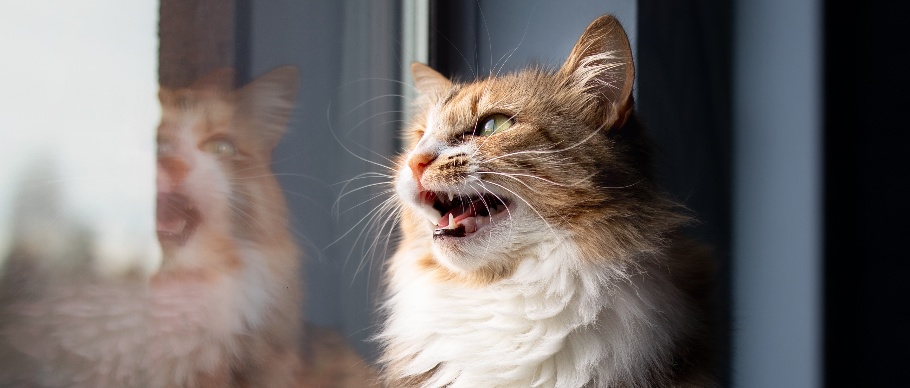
156, 192, 200, 247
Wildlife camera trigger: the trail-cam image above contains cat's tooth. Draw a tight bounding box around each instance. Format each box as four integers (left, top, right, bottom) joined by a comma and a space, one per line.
448, 192, 455, 202
446, 213, 457, 229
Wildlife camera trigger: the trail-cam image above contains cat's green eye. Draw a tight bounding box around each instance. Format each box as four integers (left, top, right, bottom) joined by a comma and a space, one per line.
477, 114, 513, 136
157, 139, 176, 156
202, 138, 236, 157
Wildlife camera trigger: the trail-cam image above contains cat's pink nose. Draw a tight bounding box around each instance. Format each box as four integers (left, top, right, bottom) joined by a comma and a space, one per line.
157, 156, 189, 191
408, 152, 435, 183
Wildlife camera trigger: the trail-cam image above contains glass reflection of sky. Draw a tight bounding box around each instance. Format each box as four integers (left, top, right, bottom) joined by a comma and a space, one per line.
0, 1, 160, 274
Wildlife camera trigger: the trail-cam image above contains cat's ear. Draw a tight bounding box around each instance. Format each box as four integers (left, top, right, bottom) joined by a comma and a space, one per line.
559, 15, 634, 128
411, 62, 452, 101
191, 68, 237, 92
237, 66, 300, 150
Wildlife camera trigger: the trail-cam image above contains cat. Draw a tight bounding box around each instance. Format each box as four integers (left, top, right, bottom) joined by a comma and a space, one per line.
0, 66, 303, 387
378, 15, 716, 387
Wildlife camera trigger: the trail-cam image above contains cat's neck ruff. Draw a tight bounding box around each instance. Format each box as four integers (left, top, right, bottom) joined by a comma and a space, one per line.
0, 243, 284, 387
383, 233, 684, 387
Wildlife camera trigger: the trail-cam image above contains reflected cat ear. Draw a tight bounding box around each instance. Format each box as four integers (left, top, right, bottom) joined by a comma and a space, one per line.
411, 62, 452, 100
237, 66, 300, 150
559, 15, 634, 127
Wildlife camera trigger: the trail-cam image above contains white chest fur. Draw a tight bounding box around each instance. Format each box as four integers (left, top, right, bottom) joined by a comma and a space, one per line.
0, 248, 275, 388
381, 237, 688, 388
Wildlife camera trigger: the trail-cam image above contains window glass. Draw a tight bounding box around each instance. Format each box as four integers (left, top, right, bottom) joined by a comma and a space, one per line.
0, 2, 160, 275
0, 1, 404, 386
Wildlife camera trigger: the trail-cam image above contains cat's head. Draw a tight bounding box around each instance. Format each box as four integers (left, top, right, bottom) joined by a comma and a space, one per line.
155, 67, 298, 272
396, 15, 676, 281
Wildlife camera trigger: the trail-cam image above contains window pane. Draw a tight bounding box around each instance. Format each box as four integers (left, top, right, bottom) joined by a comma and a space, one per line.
0, 1, 160, 276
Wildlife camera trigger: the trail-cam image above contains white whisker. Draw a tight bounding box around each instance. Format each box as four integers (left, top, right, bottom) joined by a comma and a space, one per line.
344, 109, 406, 138
331, 172, 397, 183
335, 181, 394, 205
477, 170, 599, 189
339, 189, 398, 216
351, 203, 401, 284
483, 121, 608, 163
342, 196, 400, 277
332, 178, 395, 216
492, 2, 537, 78
344, 93, 410, 117
466, 183, 514, 250
326, 101, 399, 171
481, 179, 558, 239
328, 194, 397, 251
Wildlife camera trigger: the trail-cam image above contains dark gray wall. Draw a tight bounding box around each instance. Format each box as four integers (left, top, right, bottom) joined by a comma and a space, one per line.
732, 0, 822, 386
433, 0, 635, 79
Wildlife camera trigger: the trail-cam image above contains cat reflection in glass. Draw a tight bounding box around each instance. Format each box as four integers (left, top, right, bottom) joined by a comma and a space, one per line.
0, 68, 306, 387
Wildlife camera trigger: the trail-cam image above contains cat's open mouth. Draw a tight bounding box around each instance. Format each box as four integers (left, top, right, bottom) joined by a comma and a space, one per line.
156, 193, 200, 246
420, 191, 510, 238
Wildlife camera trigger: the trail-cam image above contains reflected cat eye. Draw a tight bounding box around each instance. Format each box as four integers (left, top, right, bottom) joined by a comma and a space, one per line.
157, 138, 176, 156
201, 138, 237, 156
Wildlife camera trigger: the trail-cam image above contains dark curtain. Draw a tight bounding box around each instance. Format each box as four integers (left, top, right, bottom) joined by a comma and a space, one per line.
824, 1, 910, 385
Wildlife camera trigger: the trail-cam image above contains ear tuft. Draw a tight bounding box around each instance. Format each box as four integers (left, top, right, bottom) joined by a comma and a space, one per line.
559, 15, 635, 126
237, 66, 300, 149
411, 62, 453, 101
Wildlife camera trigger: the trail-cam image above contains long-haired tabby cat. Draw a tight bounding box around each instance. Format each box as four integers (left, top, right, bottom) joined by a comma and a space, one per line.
0, 67, 303, 387
379, 15, 716, 387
